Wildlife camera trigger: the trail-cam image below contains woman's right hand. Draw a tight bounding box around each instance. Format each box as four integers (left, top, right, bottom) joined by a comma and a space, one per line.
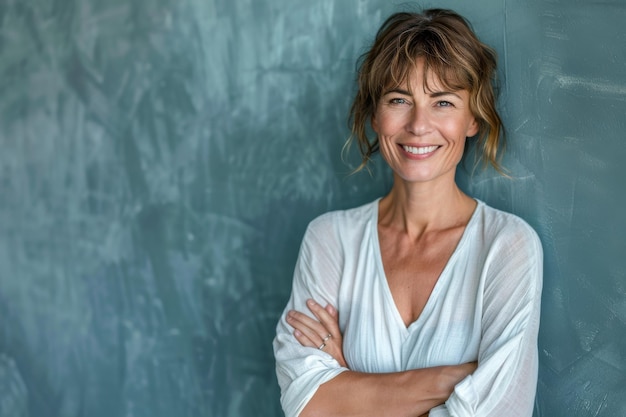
286, 299, 348, 368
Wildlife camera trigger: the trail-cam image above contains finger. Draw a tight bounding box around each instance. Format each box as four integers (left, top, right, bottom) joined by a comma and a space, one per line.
325, 303, 338, 318
292, 328, 315, 348
287, 310, 329, 346
306, 299, 341, 338
288, 309, 328, 334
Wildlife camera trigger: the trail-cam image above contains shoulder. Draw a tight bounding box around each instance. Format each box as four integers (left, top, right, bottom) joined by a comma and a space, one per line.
471, 202, 544, 309
474, 201, 543, 262
474, 201, 542, 254
305, 199, 378, 238
296, 199, 379, 276
468, 202, 544, 303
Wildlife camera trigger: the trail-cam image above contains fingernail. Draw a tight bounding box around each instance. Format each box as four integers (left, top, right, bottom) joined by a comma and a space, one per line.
307, 299, 316, 306
294, 330, 302, 337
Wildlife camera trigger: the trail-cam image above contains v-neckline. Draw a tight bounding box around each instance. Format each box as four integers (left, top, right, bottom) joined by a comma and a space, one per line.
370, 198, 481, 332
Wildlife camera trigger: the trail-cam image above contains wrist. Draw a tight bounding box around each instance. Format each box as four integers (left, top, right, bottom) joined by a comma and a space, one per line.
435, 365, 463, 399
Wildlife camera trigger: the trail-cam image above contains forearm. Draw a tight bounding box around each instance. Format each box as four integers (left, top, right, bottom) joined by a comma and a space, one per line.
300, 365, 471, 417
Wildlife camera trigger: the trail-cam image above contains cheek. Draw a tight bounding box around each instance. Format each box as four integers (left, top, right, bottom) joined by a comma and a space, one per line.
373, 112, 405, 136
441, 118, 474, 142
378, 135, 396, 158
377, 133, 399, 164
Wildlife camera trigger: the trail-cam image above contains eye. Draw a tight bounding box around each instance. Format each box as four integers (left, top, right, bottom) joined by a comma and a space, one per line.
436, 100, 454, 107
389, 97, 409, 105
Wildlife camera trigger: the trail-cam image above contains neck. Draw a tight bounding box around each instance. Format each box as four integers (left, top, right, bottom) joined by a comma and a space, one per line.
378, 174, 476, 237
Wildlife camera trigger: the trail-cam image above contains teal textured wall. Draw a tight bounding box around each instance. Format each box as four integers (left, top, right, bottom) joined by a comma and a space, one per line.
0, 0, 624, 416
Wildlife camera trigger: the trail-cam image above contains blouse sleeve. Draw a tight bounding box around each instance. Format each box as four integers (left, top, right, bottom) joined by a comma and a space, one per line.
431, 220, 543, 417
273, 215, 349, 417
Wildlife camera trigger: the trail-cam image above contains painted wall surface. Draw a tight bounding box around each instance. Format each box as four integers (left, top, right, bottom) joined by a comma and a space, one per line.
0, 0, 624, 416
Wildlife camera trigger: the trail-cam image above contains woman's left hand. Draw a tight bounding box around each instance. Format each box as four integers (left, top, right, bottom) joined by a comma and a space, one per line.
287, 299, 348, 368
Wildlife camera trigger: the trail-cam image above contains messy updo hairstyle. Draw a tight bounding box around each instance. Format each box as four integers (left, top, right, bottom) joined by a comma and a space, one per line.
349, 9, 504, 173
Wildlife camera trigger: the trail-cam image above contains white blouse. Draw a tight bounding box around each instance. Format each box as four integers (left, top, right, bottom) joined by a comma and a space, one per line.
274, 199, 543, 417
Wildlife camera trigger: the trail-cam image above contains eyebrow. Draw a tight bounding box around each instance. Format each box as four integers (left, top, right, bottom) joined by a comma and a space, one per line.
383, 88, 412, 96
430, 91, 462, 99
382, 88, 462, 99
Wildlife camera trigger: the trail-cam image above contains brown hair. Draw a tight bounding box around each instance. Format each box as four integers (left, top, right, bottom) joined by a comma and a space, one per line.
349, 9, 504, 173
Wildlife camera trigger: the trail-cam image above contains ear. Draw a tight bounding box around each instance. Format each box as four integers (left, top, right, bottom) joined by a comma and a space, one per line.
466, 117, 479, 138
371, 114, 379, 133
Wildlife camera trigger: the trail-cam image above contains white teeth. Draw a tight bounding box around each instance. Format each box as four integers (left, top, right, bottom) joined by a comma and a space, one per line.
402, 145, 439, 155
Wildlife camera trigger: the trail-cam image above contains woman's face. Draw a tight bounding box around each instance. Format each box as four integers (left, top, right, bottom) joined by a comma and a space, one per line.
372, 59, 479, 186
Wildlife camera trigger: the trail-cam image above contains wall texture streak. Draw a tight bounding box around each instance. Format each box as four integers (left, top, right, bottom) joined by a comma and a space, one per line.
0, 0, 624, 416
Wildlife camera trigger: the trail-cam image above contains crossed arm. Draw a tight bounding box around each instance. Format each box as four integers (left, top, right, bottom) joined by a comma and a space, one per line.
275, 214, 543, 417
286, 299, 476, 417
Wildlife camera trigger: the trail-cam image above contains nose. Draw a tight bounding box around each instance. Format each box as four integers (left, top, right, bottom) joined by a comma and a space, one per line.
406, 104, 431, 136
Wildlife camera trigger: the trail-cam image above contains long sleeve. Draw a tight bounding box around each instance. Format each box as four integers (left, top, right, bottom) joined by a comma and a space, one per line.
274, 200, 543, 417
273, 215, 349, 417
430, 219, 543, 417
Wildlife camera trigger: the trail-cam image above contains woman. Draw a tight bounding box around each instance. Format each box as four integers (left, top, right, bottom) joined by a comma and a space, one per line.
273, 9, 542, 417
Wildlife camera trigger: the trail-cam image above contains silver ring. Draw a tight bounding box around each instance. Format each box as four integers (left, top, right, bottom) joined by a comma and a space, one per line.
318, 342, 326, 350
323, 334, 331, 342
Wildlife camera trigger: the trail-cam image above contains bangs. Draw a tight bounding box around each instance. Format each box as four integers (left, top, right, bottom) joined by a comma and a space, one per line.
379, 32, 473, 96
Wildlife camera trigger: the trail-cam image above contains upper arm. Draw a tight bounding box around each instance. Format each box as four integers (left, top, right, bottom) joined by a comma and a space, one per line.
446, 221, 543, 417
273, 216, 348, 416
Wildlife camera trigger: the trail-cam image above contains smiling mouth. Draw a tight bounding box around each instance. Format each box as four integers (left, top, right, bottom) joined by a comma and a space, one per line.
402, 145, 439, 155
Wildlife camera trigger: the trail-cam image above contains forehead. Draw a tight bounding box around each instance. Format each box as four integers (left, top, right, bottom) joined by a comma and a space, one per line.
387, 58, 464, 94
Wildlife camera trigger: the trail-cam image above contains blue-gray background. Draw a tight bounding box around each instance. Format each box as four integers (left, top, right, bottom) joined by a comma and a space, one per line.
1, 0, 625, 416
